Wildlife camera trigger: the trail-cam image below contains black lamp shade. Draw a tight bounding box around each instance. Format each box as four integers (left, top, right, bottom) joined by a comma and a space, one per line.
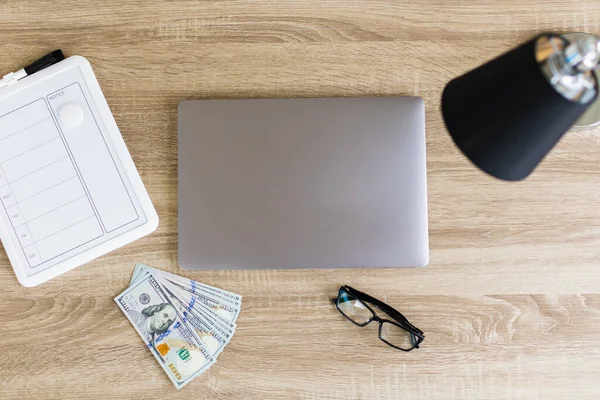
441, 34, 593, 181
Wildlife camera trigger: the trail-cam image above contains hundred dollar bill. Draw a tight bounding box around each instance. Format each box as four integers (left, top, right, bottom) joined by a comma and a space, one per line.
115, 273, 215, 389
134, 272, 240, 324
158, 277, 236, 335
163, 278, 240, 323
166, 281, 240, 321
132, 264, 242, 303
129, 264, 239, 336
157, 277, 230, 358
130, 267, 238, 338
131, 265, 241, 322
155, 268, 242, 303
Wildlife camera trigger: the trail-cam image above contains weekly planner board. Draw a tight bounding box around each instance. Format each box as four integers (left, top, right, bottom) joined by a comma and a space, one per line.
0, 56, 158, 286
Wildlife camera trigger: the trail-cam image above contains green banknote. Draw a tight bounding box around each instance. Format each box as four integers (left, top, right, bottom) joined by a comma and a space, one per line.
115, 273, 215, 389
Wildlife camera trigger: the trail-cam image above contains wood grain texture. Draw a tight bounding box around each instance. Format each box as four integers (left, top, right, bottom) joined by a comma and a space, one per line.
1, 1, 600, 399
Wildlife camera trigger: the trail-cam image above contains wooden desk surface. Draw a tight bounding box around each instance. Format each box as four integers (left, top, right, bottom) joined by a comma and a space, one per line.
1, 1, 600, 399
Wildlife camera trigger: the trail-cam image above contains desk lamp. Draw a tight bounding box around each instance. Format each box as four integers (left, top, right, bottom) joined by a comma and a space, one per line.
441, 33, 600, 181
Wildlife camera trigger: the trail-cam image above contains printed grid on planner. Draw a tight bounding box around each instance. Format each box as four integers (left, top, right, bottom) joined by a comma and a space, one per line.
0, 99, 103, 268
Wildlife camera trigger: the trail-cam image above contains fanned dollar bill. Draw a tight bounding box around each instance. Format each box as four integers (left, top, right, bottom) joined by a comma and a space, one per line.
131, 264, 242, 303
131, 264, 241, 323
115, 264, 242, 389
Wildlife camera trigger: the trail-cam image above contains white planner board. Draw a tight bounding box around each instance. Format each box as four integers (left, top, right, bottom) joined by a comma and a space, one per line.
0, 56, 158, 286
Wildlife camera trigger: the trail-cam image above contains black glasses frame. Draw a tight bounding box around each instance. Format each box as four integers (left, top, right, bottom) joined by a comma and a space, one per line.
331, 285, 424, 351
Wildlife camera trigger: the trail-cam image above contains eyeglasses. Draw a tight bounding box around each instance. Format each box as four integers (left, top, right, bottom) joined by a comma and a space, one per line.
331, 285, 424, 351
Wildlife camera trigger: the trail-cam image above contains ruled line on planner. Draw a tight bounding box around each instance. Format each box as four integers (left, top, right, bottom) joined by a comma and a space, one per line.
0, 136, 61, 166
0, 117, 52, 145
6, 155, 69, 185
14, 194, 87, 228
16, 175, 78, 204
33, 214, 97, 243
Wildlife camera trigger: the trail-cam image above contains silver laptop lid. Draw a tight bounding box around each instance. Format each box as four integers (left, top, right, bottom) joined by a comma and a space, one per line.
178, 97, 428, 270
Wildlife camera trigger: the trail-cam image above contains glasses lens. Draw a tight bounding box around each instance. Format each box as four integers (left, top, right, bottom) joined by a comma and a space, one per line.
337, 290, 374, 325
379, 321, 417, 350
